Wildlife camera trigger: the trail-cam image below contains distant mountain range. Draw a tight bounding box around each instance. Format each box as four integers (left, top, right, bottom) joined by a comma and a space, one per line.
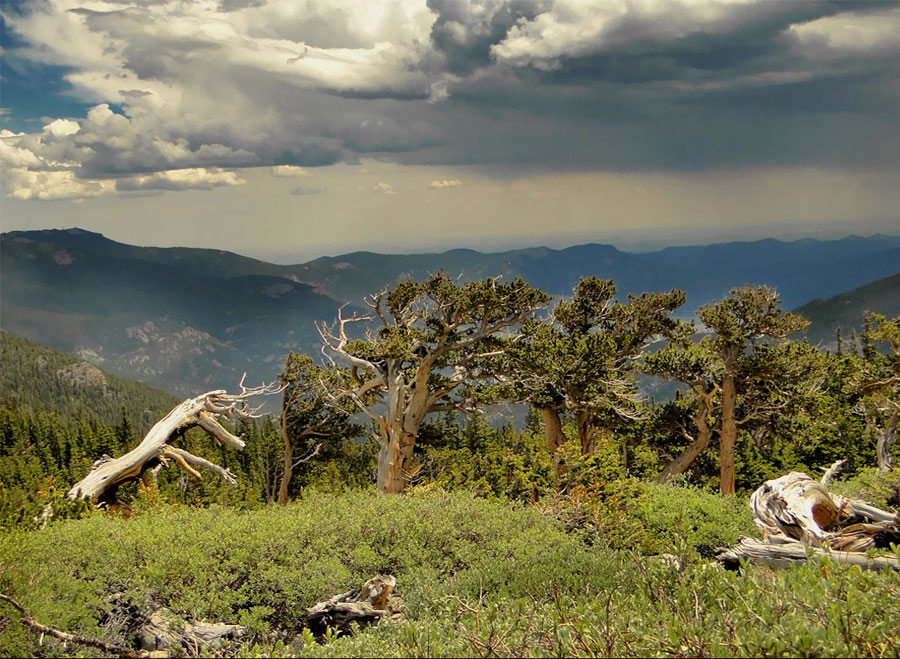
794, 272, 900, 349
2, 228, 898, 397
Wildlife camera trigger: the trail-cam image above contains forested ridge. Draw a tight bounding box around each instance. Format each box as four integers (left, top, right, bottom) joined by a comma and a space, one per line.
1, 273, 899, 658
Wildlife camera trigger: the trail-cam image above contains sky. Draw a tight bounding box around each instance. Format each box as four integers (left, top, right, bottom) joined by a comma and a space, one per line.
1, 0, 898, 261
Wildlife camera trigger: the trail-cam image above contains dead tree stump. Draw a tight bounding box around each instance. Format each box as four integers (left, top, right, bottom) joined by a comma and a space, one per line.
303, 575, 398, 638
717, 470, 900, 570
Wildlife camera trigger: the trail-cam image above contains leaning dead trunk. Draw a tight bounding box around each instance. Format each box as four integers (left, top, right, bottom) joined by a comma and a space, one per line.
69, 379, 279, 504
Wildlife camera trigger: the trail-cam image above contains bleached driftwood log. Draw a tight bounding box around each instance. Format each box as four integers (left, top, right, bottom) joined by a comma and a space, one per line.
717, 470, 900, 570
304, 575, 399, 637
68, 377, 281, 503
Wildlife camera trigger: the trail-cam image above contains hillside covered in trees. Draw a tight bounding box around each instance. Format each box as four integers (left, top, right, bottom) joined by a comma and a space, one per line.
1, 272, 899, 658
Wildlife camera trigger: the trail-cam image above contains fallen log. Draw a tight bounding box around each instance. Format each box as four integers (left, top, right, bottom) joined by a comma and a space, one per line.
303, 575, 399, 638
68, 377, 281, 504
717, 469, 900, 571
750, 471, 899, 551
137, 607, 246, 654
716, 536, 899, 572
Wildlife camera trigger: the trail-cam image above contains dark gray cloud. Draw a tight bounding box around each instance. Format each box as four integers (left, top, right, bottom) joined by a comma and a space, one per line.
2, 0, 899, 202
426, 0, 550, 74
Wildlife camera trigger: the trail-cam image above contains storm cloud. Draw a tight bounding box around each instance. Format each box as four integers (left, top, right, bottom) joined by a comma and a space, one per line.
1, 0, 899, 200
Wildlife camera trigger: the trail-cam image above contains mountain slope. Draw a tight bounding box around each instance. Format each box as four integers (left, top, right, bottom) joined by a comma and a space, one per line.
2, 228, 898, 397
794, 273, 900, 348
0, 331, 179, 432
1, 231, 347, 396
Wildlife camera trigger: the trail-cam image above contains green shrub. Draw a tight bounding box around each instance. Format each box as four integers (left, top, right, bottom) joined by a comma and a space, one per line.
1, 489, 898, 659
829, 467, 900, 509
537, 478, 757, 559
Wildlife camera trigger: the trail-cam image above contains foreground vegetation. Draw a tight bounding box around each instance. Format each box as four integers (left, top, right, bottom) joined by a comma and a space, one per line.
2, 278, 899, 658
1, 488, 898, 658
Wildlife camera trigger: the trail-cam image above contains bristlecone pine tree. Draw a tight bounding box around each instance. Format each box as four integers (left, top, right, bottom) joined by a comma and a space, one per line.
509, 277, 684, 469
644, 286, 809, 495
319, 273, 549, 494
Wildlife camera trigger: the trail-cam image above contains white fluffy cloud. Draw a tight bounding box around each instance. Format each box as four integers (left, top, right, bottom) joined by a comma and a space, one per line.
2, 0, 898, 197
115, 168, 246, 192
270, 165, 309, 177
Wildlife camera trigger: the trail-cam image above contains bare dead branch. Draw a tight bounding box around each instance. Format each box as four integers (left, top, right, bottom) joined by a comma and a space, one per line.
0, 593, 148, 658
820, 459, 847, 487
165, 447, 238, 486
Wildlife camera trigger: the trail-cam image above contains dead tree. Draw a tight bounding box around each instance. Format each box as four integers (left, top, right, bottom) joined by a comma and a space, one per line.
303, 575, 399, 638
716, 470, 900, 570
68, 377, 282, 504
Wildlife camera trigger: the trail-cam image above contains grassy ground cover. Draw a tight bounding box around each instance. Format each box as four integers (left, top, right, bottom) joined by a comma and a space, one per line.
1, 486, 898, 658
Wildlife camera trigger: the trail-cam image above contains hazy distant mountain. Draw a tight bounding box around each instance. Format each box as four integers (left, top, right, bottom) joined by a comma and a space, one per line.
638, 235, 900, 309
2, 228, 898, 397
794, 273, 900, 349
1, 230, 346, 396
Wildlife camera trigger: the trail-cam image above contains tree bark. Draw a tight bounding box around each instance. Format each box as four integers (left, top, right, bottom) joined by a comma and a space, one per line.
540, 407, 567, 453
376, 423, 416, 494
277, 403, 293, 505
876, 406, 898, 472
539, 406, 569, 484
657, 386, 717, 484
719, 367, 738, 495
576, 410, 595, 455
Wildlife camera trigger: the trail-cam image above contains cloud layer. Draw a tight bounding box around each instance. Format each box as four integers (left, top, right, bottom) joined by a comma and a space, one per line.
2, 0, 899, 200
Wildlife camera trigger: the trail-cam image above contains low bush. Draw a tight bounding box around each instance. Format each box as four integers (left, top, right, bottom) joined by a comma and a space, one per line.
1, 489, 898, 658
537, 477, 757, 558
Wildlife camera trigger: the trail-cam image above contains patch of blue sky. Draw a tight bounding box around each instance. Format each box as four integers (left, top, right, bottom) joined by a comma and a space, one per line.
0, 15, 94, 133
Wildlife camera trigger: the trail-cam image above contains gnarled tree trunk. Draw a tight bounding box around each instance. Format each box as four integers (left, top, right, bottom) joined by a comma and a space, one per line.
657, 385, 718, 484
68, 380, 279, 504
376, 423, 416, 494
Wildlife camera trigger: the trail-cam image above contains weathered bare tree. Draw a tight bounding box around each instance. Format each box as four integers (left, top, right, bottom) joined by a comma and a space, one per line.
319, 273, 549, 494
716, 469, 900, 571
68, 377, 282, 504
